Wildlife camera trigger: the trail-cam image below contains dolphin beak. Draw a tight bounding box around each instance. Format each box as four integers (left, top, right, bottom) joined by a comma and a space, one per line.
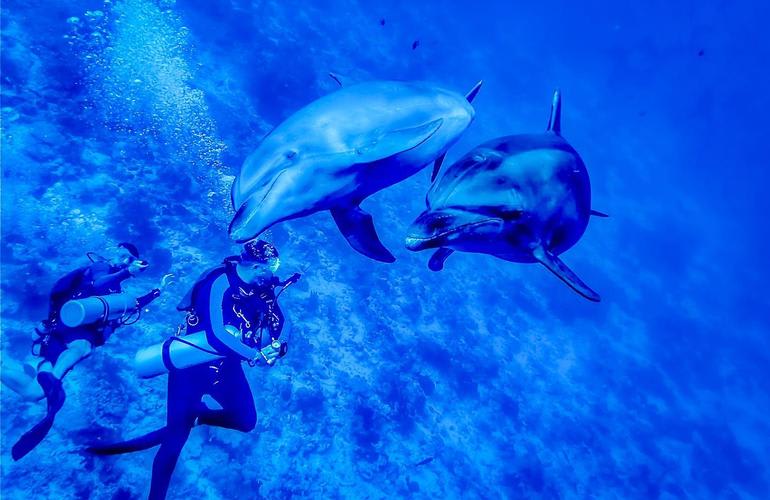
229, 170, 289, 242
405, 210, 455, 251
405, 209, 504, 251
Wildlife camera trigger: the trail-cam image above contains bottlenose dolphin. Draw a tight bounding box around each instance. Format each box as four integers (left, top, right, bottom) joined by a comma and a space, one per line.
230, 80, 483, 262
405, 90, 606, 301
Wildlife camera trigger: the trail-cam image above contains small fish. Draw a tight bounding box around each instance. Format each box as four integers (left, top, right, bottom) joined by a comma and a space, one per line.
412, 40, 420, 50
415, 456, 434, 467
698, 49, 704, 57
380, 18, 385, 26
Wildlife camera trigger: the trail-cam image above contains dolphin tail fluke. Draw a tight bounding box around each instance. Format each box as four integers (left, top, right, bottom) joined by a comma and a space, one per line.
533, 247, 600, 302
590, 210, 609, 218
465, 80, 483, 103
546, 89, 561, 135
428, 248, 454, 271
431, 154, 446, 182
331, 206, 395, 263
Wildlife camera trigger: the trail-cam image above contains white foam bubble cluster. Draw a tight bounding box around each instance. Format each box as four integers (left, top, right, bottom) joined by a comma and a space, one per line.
70, 0, 230, 218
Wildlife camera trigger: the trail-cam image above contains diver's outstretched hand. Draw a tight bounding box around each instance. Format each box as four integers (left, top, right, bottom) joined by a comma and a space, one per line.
128, 259, 149, 275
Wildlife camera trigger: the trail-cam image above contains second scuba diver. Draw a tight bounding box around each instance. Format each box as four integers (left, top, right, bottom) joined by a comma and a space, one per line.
87, 240, 301, 500
1, 243, 172, 460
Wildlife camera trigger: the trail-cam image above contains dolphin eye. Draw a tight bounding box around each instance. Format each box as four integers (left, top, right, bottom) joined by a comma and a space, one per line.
285, 150, 297, 159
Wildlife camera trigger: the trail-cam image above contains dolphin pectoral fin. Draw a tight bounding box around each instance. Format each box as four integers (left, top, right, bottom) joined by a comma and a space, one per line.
546, 89, 562, 135
431, 154, 446, 182
532, 247, 600, 302
331, 206, 396, 263
428, 248, 454, 271
355, 118, 443, 164
465, 80, 483, 103
590, 210, 609, 218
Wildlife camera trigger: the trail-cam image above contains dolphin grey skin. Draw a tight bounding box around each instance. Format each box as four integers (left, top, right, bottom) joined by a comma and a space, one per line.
405, 90, 607, 301
229, 80, 483, 262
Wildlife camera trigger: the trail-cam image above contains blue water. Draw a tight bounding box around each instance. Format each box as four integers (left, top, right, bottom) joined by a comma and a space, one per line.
2, 0, 769, 498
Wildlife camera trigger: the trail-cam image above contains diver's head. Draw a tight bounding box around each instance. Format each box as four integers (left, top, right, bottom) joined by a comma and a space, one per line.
115, 242, 148, 273
237, 240, 280, 284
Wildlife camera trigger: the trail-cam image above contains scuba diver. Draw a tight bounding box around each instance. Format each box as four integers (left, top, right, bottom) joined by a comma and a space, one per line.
87, 240, 301, 500
1, 242, 172, 461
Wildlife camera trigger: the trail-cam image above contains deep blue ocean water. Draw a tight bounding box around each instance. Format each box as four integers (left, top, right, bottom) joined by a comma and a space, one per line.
1, 0, 769, 498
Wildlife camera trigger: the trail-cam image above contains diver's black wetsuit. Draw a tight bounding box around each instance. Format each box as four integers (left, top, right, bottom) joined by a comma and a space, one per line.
12, 261, 160, 462
36, 261, 159, 365
90, 261, 286, 500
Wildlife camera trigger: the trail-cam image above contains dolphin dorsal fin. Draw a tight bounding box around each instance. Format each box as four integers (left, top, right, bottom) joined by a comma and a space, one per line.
546, 89, 561, 135
465, 80, 483, 103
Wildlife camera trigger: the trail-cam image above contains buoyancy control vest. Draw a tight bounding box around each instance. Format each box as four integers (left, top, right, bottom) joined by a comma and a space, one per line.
176, 259, 285, 353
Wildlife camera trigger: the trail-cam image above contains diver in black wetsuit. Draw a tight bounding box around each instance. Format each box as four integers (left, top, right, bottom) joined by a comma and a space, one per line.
1, 243, 172, 460
88, 240, 301, 500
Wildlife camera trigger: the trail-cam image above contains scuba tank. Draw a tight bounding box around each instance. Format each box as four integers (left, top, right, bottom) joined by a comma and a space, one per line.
59, 294, 138, 328
134, 331, 226, 378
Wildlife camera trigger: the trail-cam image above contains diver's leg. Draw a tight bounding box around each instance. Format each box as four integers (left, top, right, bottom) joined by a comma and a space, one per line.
1, 359, 44, 401
148, 424, 192, 500
199, 362, 256, 432
147, 367, 203, 500
48, 339, 93, 380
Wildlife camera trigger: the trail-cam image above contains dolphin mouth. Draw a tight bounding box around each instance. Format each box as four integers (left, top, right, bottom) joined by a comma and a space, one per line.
229, 170, 288, 242
405, 217, 502, 251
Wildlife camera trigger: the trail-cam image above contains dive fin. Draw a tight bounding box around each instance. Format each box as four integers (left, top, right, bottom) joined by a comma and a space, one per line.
590, 210, 609, 218
431, 154, 445, 182
546, 89, 561, 135
354, 119, 443, 164
87, 427, 166, 455
12, 373, 65, 461
428, 248, 454, 271
532, 246, 600, 302
12, 415, 55, 461
331, 206, 395, 263
465, 80, 483, 103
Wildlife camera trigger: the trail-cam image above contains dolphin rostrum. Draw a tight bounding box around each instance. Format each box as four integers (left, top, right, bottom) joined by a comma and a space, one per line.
405, 90, 605, 301
230, 80, 482, 262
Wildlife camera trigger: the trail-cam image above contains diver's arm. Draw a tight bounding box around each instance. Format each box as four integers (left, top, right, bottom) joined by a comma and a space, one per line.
91, 265, 132, 289
208, 275, 258, 360
135, 289, 161, 309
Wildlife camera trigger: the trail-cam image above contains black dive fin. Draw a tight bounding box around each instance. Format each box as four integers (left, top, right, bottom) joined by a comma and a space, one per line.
590, 210, 609, 218
533, 247, 599, 302
465, 80, 483, 103
428, 248, 454, 271
12, 373, 66, 461
86, 427, 166, 455
329, 72, 343, 87
12, 415, 55, 460
546, 90, 561, 135
431, 154, 445, 182
331, 206, 395, 263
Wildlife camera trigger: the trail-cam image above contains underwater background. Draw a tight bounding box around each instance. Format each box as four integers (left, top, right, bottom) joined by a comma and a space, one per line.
2, 0, 769, 498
